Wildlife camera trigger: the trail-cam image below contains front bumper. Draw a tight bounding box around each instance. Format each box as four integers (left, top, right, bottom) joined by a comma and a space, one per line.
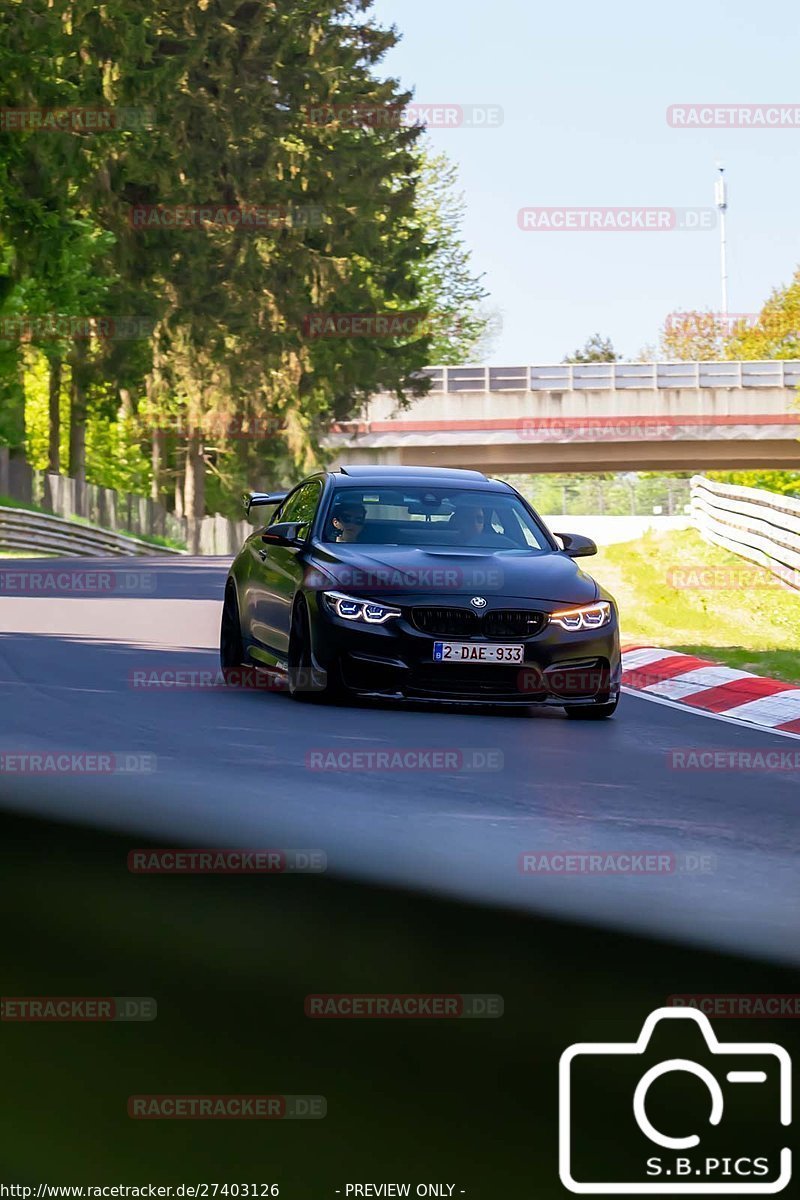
310, 595, 621, 706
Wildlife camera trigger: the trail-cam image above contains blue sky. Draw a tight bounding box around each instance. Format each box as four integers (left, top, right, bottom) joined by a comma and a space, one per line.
371, 0, 800, 363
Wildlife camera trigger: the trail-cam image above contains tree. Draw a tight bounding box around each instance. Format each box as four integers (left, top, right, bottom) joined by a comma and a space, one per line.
0, 0, 111, 463
563, 334, 619, 363
680, 270, 800, 498
706, 470, 800, 498
0, 0, 147, 489
93, 0, 442, 542
659, 270, 800, 362
718, 281, 800, 494
659, 311, 730, 360
407, 151, 492, 364
725, 269, 800, 360
1, 0, 504, 530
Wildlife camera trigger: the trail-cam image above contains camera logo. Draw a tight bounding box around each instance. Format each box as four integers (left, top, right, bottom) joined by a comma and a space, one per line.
559, 1006, 791, 1194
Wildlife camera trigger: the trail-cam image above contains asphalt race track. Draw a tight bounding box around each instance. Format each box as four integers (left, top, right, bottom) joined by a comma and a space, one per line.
1, 555, 798, 967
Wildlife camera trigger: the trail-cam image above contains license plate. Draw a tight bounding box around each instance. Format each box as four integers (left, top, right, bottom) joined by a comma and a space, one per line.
433, 642, 524, 664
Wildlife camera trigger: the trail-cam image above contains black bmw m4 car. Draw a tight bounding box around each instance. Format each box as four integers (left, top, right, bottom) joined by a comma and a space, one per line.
220, 465, 621, 718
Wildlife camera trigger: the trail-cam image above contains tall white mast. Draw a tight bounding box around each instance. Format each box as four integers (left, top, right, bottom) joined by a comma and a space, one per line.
715, 166, 729, 315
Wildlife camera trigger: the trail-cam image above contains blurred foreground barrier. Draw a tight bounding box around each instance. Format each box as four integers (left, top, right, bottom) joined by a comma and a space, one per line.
2, 806, 799, 1188
691, 474, 800, 592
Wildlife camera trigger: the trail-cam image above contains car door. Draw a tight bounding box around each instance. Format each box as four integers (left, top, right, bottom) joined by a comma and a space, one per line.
247, 480, 322, 664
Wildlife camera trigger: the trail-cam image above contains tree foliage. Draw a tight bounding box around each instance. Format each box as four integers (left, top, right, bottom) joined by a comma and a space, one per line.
408, 151, 492, 364
659, 269, 800, 362
562, 333, 619, 363
661, 268, 800, 497
659, 312, 730, 361
725, 269, 800, 360
0, 0, 490, 530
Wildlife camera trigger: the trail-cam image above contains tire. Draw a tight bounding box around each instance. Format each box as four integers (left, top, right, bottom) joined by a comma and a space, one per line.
220, 581, 245, 683
288, 599, 340, 703
563, 696, 619, 720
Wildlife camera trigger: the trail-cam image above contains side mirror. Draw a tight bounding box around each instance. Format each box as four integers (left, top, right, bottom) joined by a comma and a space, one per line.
554, 531, 597, 558
262, 522, 303, 547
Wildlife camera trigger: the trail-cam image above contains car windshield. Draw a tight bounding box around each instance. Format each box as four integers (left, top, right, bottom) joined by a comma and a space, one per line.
320, 486, 552, 550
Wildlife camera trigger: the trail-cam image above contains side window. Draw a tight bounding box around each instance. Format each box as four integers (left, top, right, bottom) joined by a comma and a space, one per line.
275, 481, 322, 539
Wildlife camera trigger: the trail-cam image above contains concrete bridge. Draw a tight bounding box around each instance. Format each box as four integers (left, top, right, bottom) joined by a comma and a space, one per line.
325, 361, 800, 473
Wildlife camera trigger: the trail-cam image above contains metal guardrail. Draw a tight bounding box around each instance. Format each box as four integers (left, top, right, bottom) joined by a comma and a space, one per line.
0, 506, 185, 557
420, 361, 800, 393
690, 476, 800, 592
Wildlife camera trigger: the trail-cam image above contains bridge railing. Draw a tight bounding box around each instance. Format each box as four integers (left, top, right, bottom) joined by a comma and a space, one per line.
420, 361, 800, 393
691, 475, 800, 593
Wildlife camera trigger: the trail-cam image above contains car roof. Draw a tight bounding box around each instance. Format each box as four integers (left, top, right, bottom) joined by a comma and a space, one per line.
329, 465, 512, 492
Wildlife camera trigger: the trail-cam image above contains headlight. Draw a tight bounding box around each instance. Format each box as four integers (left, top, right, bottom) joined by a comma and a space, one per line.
321, 590, 401, 625
549, 601, 612, 631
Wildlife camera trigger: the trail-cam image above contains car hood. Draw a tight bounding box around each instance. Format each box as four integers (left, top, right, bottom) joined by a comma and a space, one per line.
306, 543, 599, 605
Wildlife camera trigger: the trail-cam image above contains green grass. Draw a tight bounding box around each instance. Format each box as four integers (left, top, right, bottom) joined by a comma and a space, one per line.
131, 529, 186, 550
69, 513, 185, 550
0, 493, 45, 513
591, 527, 800, 684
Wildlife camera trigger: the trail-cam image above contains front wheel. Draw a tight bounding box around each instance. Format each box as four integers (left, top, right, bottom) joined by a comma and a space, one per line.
220, 582, 245, 682
288, 599, 340, 703
564, 696, 619, 720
